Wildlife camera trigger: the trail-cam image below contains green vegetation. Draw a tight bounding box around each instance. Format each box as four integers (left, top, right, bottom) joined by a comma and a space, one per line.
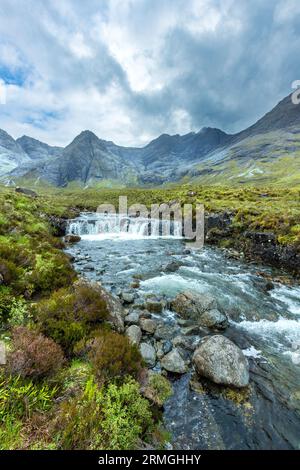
7, 327, 65, 379
146, 373, 173, 407
0, 180, 299, 449
88, 330, 143, 385
192, 129, 300, 187
0, 374, 57, 421
0, 187, 169, 450
33, 282, 109, 355
56, 377, 153, 450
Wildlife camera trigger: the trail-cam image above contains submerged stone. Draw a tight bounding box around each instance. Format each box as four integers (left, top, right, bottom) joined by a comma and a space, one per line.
171, 291, 228, 330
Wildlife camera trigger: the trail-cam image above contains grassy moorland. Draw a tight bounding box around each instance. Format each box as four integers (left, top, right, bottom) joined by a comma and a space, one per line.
36, 184, 300, 247
0, 183, 299, 449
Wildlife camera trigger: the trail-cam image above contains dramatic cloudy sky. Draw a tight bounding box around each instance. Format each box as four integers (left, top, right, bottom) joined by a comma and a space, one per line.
0, 0, 299, 146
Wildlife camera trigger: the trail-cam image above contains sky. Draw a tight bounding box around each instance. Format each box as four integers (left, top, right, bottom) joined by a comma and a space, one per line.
0, 0, 300, 147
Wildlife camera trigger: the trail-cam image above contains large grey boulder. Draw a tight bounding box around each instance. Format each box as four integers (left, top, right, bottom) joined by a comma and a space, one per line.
171, 291, 228, 330
140, 318, 157, 334
126, 325, 142, 345
124, 311, 140, 325
140, 342, 156, 367
161, 348, 187, 374
193, 335, 249, 388
154, 323, 178, 340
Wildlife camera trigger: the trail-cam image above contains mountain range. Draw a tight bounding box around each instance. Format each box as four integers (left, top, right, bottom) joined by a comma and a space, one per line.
1, 93, 300, 187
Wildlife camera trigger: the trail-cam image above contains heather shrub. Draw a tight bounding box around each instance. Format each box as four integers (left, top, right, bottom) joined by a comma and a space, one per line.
7, 327, 65, 380
88, 330, 143, 384
0, 237, 34, 269
57, 377, 153, 450
0, 286, 14, 326
0, 259, 21, 286
34, 283, 108, 354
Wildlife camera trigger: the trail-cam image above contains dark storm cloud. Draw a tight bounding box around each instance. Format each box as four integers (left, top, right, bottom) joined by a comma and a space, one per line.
0, 0, 299, 145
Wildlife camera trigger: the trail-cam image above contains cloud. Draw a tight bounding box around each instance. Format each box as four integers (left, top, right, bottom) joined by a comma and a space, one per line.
0, 0, 299, 146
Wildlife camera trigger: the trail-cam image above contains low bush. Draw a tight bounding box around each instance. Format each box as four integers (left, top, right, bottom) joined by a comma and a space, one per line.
7, 327, 65, 380
34, 282, 109, 355
56, 377, 153, 450
0, 288, 29, 329
29, 252, 75, 293
0, 286, 14, 326
88, 330, 143, 384
146, 373, 173, 407
57, 360, 92, 398
0, 259, 21, 286
6, 298, 29, 328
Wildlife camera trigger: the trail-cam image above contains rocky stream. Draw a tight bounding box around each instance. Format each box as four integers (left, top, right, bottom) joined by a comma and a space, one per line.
65, 212, 300, 450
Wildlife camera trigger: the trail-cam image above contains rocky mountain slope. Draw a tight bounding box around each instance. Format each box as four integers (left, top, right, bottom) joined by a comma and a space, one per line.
17, 135, 63, 161
1, 92, 300, 186
0, 129, 31, 176
189, 93, 300, 185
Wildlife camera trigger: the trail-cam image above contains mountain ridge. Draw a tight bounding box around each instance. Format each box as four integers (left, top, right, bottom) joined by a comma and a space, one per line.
1, 92, 300, 186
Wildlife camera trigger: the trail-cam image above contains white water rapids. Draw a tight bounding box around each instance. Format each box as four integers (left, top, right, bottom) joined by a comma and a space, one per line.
67, 212, 183, 241
65, 212, 300, 449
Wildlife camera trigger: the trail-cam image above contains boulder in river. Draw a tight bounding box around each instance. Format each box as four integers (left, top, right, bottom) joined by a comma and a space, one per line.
161, 348, 187, 374
193, 335, 249, 388
140, 318, 157, 334
126, 325, 142, 345
64, 234, 81, 244
156, 340, 173, 359
171, 291, 228, 329
121, 292, 135, 304
172, 335, 199, 352
154, 323, 178, 340
83, 264, 95, 271
161, 261, 182, 273
125, 311, 140, 325
146, 298, 165, 313
140, 342, 156, 367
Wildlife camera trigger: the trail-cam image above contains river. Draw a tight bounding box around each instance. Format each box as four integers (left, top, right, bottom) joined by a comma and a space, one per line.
65, 212, 300, 450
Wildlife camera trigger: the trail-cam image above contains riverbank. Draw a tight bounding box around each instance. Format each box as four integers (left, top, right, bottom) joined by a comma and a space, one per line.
29, 184, 300, 277
0, 187, 170, 450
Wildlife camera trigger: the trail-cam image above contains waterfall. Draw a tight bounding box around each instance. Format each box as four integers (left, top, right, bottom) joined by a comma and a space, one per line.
67, 212, 183, 240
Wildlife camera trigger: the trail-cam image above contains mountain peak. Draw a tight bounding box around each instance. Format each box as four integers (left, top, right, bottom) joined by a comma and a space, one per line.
78, 130, 99, 140
198, 126, 228, 136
